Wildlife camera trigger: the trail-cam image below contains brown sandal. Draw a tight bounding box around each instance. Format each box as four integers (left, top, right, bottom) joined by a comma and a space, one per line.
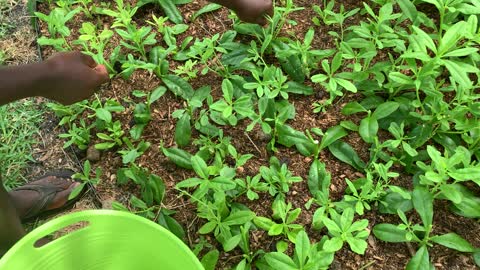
12, 170, 87, 222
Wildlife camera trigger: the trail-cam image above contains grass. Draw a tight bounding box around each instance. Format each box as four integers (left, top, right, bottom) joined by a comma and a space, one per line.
0, 0, 45, 190
0, 100, 45, 190
0, 0, 13, 64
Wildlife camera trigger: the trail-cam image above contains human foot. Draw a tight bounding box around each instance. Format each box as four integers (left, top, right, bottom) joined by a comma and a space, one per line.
8, 172, 82, 221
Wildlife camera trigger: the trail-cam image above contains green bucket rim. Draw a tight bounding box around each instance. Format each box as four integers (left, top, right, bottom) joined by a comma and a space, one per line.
0, 210, 204, 269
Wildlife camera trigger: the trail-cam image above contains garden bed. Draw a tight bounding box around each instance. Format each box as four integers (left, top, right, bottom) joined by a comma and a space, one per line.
35, 0, 480, 269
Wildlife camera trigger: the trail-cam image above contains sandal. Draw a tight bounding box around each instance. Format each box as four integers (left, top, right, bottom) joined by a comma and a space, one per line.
11, 170, 87, 222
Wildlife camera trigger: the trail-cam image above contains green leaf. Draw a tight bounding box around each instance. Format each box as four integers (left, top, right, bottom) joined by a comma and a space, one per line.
323, 237, 343, 252
285, 81, 313, 95
431, 233, 474, 252
201, 249, 219, 270
161, 147, 193, 169
277, 125, 315, 156
328, 141, 366, 170
359, 116, 378, 143
264, 252, 297, 270
191, 3, 222, 21
389, 72, 414, 85
336, 78, 357, 93
320, 125, 348, 150
322, 218, 341, 234
96, 108, 112, 123
158, 211, 186, 240
307, 159, 330, 198
438, 21, 465, 56
372, 102, 399, 119
68, 182, 87, 200
199, 221, 217, 234
443, 59, 472, 88
412, 186, 433, 227
175, 114, 191, 147
346, 236, 367, 255
443, 47, 479, 57
224, 211, 255, 226
162, 74, 194, 100
406, 246, 431, 270
397, 0, 418, 22
191, 155, 209, 179
150, 86, 167, 103
474, 250, 480, 267
223, 234, 241, 252
269, 224, 284, 236
448, 167, 480, 181
341, 102, 367, 115
222, 79, 234, 104
412, 26, 436, 53
373, 224, 409, 243
253, 216, 275, 230
439, 184, 463, 204
157, 0, 183, 24
295, 230, 310, 267
130, 196, 147, 209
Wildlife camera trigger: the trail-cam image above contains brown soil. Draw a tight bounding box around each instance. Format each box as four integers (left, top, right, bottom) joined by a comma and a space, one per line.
29, 0, 480, 269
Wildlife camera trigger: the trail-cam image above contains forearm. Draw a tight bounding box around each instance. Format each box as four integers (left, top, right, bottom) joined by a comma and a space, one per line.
0, 63, 48, 106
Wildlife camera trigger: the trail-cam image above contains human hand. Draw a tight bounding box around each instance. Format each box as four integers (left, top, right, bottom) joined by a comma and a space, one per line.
232, 0, 273, 25
41, 52, 109, 105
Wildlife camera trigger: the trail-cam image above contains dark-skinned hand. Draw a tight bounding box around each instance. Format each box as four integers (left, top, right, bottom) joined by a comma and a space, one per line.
41, 52, 109, 105
231, 0, 274, 25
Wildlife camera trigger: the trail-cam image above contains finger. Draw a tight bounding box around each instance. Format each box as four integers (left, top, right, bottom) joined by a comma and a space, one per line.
256, 16, 268, 26
79, 53, 97, 68
265, 2, 274, 17
92, 65, 110, 84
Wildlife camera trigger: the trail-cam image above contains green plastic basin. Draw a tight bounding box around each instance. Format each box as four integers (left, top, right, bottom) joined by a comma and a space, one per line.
0, 210, 204, 270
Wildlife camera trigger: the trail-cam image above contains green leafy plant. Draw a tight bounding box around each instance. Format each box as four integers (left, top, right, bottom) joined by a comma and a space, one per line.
130, 86, 167, 139
116, 25, 156, 60
35, 7, 80, 50
196, 191, 255, 251
235, 175, 269, 201
58, 119, 92, 150
254, 197, 303, 243
209, 79, 255, 126
258, 156, 302, 197
373, 186, 476, 268
74, 22, 117, 74
176, 155, 237, 201
311, 53, 358, 112
262, 230, 334, 270
70, 160, 101, 199
321, 207, 370, 255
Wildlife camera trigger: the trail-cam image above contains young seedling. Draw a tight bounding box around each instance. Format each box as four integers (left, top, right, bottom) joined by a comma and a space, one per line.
176, 155, 237, 201
254, 197, 303, 243
74, 22, 116, 74
35, 7, 80, 50
130, 86, 167, 139
262, 230, 334, 270
321, 207, 370, 255
69, 160, 101, 199
196, 191, 255, 251
373, 187, 476, 268
258, 156, 302, 197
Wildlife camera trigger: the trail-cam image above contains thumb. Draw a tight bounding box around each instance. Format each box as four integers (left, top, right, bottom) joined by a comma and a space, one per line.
92, 65, 109, 84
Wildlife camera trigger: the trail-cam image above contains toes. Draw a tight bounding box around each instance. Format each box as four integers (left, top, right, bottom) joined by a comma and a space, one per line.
31, 175, 74, 190
47, 182, 79, 210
